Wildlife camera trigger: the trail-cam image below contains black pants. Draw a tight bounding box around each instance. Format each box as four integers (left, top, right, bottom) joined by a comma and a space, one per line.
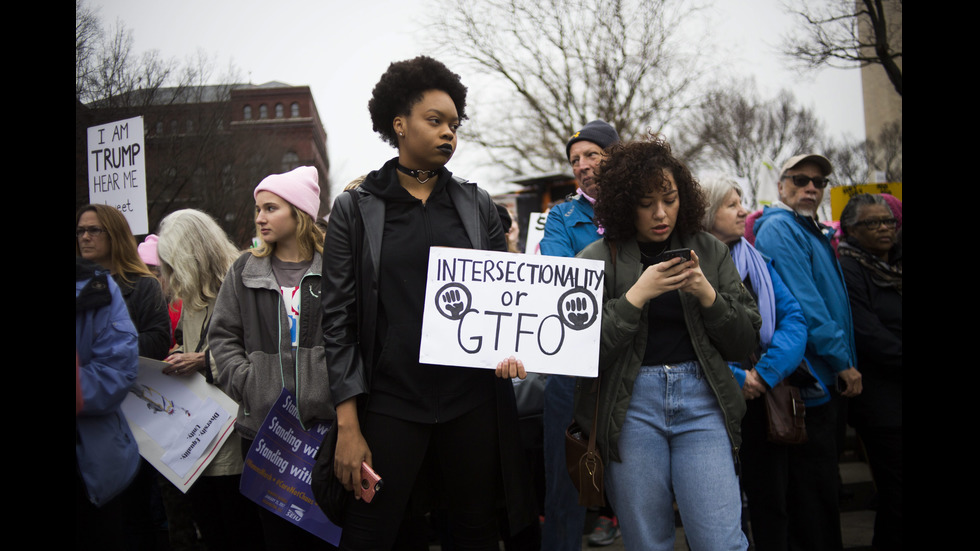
185, 473, 265, 551
77, 468, 127, 551
740, 398, 843, 551
855, 425, 902, 550
340, 400, 501, 551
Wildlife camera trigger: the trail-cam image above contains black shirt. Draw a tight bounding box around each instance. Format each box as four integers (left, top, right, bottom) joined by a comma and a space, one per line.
361, 160, 495, 423
638, 240, 698, 366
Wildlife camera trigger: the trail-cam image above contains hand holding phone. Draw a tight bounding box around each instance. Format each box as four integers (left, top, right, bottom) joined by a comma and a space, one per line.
359, 462, 383, 503
651, 248, 693, 267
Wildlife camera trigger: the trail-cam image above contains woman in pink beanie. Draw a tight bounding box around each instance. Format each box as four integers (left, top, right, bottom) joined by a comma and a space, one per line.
209, 165, 335, 549
139, 233, 181, 347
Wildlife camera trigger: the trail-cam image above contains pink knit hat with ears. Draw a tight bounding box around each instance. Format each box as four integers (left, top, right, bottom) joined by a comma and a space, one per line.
138, 234, 161, 267
253, 166, 321, 220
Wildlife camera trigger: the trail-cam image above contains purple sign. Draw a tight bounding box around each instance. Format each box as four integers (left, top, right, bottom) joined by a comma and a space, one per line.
240, 388, 340, 545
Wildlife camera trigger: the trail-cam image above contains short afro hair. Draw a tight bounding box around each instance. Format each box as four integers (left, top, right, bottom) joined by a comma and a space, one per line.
593, 133, 707, 243
368, 56, 468, 147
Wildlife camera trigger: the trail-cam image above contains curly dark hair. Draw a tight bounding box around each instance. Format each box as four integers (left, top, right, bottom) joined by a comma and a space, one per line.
593, 134, 707, 242
368, 56, 468, 147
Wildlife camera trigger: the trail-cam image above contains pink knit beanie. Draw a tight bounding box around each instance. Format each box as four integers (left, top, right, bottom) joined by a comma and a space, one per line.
253, 166, 321, 220
138, 234, 161, 266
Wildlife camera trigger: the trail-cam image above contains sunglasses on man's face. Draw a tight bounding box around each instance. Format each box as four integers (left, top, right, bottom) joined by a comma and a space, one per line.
783, 174, 830, 189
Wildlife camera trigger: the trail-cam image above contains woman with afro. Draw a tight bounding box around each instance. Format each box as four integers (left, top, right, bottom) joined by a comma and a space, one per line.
321, 56, 537, 550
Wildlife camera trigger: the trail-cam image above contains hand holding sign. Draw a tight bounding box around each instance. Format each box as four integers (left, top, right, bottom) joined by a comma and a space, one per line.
495, 356, 527, 380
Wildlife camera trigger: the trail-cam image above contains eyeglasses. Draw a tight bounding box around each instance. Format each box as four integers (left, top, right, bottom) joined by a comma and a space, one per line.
783, 174, 830, 189
76, 226, 106, 238
853, 217, 897, 230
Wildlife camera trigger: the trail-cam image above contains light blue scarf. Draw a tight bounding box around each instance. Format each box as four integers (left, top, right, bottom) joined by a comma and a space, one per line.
731, 237, 775, 347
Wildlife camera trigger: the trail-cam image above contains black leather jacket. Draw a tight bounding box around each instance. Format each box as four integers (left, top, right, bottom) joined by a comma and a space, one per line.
321, 167, 506, 407
320, 161, 537, 536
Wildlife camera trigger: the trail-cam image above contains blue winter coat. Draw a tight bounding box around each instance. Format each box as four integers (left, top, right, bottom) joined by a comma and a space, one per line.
729, 257, 809, 390
539, 194, 601, 257
753, 205, 856, 405
76, 259, 141, 507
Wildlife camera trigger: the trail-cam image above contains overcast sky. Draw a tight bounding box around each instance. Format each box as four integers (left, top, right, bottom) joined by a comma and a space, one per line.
89, 0, 866, 200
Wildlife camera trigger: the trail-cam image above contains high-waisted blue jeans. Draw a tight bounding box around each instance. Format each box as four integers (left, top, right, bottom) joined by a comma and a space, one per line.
605, 361, 746, 551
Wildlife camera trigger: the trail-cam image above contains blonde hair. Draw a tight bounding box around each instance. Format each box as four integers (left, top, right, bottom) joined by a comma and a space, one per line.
250, 202, 324, 260
157, 209, 241, 311
75, 204, 154, 283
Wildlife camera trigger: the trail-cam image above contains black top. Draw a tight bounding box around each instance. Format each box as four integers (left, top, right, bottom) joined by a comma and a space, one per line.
638, 240, 697, 366
839, 244, 902, 428
360, 160, 495, 423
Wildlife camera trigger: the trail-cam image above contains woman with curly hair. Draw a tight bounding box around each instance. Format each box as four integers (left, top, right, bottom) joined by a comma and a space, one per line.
321, 55, 536, 550
574, 135, 761, 551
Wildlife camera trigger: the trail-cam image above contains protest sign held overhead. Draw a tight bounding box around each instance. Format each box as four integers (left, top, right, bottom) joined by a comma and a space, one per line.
420, 247, 603, 377
87, 116, 149, 234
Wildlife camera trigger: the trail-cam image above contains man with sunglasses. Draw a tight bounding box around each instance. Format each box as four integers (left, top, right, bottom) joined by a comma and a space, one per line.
752, 154, 860, 551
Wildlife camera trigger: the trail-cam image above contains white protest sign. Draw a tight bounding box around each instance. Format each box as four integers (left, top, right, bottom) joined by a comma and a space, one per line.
420, 246, 603, 377
87, 116, 149, 234
121, 357, 239, 492
524, 211, 548, 255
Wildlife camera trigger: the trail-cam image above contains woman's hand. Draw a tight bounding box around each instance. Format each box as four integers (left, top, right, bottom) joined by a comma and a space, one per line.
678, 251, 717, 308
333, 400, 372, 499
496, 356, 526, 380
742, 369, 768, 400
625, 256, 689, 308
162, 352, 205, 376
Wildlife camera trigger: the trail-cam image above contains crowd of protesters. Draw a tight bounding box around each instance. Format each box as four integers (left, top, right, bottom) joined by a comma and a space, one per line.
77, 55, 901, 551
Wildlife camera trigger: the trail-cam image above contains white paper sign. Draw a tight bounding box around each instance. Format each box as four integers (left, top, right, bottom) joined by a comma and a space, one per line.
524, 211, 548, 255
420, 247, 603, 377
121, 357, 239, 492
86, 116, 149, 234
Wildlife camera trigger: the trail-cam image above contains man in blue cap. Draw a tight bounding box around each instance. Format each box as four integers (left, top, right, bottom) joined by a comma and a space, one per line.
539, 120, 620, 550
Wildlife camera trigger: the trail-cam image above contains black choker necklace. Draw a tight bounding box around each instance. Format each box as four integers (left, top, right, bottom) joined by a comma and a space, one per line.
396, 163, 438, 184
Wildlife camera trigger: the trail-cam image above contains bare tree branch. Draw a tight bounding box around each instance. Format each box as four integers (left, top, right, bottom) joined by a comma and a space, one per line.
677, 79, 824, 209
427, 0, 711, 176
782, 0, 902, 96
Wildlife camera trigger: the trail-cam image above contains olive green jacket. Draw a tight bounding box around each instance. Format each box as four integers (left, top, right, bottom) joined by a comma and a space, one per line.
574, 232, 761, 463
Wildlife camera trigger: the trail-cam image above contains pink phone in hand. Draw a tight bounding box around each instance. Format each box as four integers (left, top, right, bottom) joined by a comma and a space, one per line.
360, 462, 383, 503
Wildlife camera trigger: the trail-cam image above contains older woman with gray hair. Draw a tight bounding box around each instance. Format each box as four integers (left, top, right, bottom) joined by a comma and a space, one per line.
838, 193, 902, 551
156, 209, 263, 551
700, 175, 814, 550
